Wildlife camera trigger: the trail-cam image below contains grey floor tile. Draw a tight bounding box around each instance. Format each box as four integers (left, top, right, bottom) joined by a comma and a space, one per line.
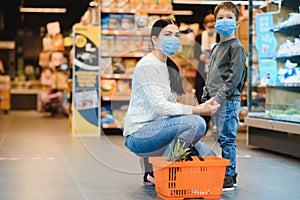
0, 111, 300, 200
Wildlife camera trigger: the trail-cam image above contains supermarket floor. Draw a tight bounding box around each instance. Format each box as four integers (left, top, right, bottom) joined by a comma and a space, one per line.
0, 110, 300, 200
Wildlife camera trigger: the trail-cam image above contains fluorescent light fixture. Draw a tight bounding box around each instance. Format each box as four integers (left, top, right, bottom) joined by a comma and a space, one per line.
173, 10, 194, 15
173, 0, 266, 6
19, 7, 67, 13
0, 41, 15, 49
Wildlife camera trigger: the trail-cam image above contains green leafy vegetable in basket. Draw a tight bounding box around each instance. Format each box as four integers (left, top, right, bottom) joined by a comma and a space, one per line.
167, 139, 191, 162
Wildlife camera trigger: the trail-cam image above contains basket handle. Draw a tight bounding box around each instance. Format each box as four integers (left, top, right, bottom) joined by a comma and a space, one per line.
190, 145, 205, 161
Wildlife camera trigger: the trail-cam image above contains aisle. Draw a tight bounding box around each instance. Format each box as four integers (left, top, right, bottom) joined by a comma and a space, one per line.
0, 111, 300, 200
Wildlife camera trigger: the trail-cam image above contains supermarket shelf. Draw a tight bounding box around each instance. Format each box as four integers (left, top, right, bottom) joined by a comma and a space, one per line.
11, 89, 41, 94
276, 54, 300, 63
245, 116, 300, 135
270, 24, 300, 37
101, 30, 150, 36
101, 8, 173, 14
268, 82, 300, 87
101, 74, 133, 79
102, 95, 131, 101
101, 52, 147, 58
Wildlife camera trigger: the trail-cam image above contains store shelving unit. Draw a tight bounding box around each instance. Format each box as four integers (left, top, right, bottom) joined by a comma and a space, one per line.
246, 0, 300, 158
99, 4, 174, 132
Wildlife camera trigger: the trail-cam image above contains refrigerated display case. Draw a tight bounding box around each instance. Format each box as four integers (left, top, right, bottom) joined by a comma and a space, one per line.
246, 0, 300, 158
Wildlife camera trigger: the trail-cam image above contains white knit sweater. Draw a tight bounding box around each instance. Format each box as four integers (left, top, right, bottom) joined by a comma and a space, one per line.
123, 53, 193, 136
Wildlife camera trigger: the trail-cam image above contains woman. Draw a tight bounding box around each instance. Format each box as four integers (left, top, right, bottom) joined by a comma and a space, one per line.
123, 18, 220, 186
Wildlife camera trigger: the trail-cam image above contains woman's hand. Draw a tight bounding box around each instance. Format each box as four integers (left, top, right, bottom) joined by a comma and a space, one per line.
192, 97, 220, 116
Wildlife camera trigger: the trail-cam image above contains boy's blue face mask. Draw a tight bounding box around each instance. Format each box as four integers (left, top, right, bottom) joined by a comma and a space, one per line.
215, 18, 237, 36
160, 37, 180, 56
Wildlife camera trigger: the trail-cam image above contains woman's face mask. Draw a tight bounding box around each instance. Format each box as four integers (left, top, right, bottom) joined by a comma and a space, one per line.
215, 18, 237, 36
154, 24, 181, 56
160, 37, 180, 56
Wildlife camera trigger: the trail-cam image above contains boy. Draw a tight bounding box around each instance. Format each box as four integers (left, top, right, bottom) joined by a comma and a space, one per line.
201, 1, 246, 192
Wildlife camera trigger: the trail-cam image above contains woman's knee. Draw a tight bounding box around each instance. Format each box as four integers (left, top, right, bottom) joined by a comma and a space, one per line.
180, 115, 206, 140
186, 115, 206, 132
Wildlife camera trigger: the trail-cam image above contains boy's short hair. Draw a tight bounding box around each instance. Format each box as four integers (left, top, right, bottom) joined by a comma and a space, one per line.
214, 1, 240, 21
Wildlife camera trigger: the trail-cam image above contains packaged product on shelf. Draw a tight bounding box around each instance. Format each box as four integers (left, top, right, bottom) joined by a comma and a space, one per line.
101, 106, 114, 124
121, 14, 135, 30
100, 57, 113, 74
143, 0, 157, 9
124, 59, 137, 73
51, 33, 64, 51
130, 0, 143, 9
102, 0, 117, 8
46, 21, 60, 37
115, 80, 131, 95
101, 35, 115, 52
277, 40, 298, 57
112, 58, 126, 73
273, 13, 300, 29
49, 52, 67, 70
134, 13, 148, 29
157, 0, 172, 10
116, 0, 131, 9
128, 35, 141, 52
277, 60, 299, 84
38, 51, 51, 68
113, 108, 127, 125
108, 14, 122, 30
115, 35, 129, 52
101, 16, 110, 30
147, 15, 160, 27
42, 35, 52, 51
141, 35, 151, 52
101, 79, 117, 95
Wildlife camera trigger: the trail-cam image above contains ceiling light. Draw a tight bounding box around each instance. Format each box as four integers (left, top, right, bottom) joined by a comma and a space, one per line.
173, 10, 194, 15
19, 7, 67, 13
173, 0, 265, 6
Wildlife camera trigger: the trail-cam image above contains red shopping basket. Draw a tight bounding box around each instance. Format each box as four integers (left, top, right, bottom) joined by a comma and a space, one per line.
149, 156, 230, 200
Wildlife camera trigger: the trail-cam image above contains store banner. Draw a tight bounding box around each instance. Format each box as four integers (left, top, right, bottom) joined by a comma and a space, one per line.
72, 25, 100, 136
255, 13, 277, 85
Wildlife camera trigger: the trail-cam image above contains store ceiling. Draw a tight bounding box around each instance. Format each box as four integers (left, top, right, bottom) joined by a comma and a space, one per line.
0, 0, 92, 39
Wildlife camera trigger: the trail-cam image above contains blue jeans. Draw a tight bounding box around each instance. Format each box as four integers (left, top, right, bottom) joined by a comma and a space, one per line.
125, 115, 216, 159
212, 100, 240, 177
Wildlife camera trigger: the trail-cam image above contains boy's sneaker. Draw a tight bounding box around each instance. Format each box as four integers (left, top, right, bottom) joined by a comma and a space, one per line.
143, 171, 155, 186
233, 173, 238, 187
222, 175, 234, 192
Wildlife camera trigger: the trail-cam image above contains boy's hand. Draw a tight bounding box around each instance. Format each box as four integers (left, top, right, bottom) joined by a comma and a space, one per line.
193, 97, 220, 116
